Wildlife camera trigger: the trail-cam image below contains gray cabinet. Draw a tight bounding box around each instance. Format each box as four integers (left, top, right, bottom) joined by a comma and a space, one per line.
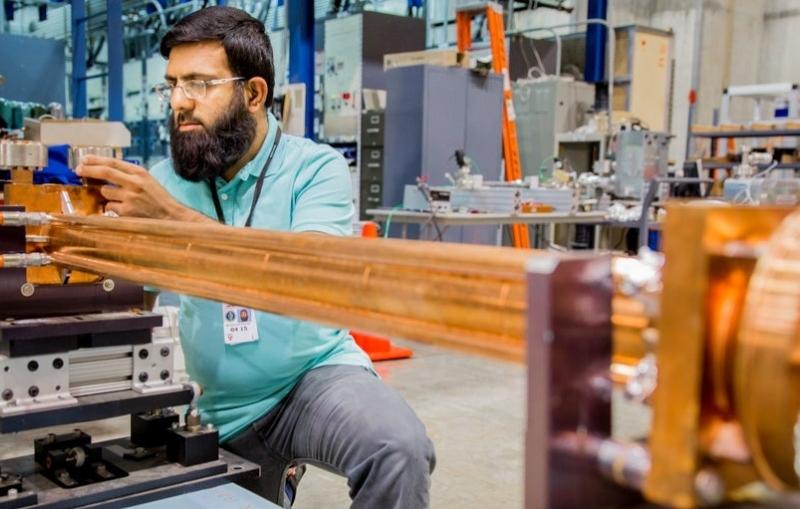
384, 65, 504, 244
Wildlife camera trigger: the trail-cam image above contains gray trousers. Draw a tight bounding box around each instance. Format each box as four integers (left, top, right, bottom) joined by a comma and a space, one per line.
223, 365, 436, 508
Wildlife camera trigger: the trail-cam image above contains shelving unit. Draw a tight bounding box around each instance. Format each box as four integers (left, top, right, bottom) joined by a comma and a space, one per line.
691, 129, 800, 138
689, 127, 800, 169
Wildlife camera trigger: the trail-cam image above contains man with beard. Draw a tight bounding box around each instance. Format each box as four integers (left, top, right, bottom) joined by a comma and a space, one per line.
75, 6, 434, 509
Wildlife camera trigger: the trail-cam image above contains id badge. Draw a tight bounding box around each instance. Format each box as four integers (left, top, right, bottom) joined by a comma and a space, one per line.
222, 304, 259, 345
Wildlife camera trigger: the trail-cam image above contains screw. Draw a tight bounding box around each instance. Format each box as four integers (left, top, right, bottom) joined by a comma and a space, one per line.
102, 279, 115, 292
2, 390, 13, 401
28, 386, 39, 398
138, 349, 149, 360
138, 372, 149, 383
695, 468, 725, 506
20, 283, 34, 298
27, 360, 38, 372
53, 358, 64, 369
160, 370, 170, 381
160, 347, 170, 357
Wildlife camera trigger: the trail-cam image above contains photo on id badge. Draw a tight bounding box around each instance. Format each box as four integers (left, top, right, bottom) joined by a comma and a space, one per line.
223, 303, 259, 345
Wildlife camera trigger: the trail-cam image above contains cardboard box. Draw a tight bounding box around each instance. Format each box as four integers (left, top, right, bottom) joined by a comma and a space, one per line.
384, 49, 469, 71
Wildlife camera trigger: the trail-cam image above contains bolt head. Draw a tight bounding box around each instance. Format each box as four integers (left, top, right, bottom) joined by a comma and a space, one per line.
160, 347, 170, 357
53, 358, 64, 370
138, 372, 149, 383
28, 386, 39, 398
20, 283, 35, 298
102, 279, 115, 292
160, 369, 170, 381
1, 390, 12, 401
138, 349, 149, 360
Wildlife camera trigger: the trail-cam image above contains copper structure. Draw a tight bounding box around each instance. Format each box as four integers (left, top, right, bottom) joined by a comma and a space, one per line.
40, 214, 532, 361
526, 203, 800, 509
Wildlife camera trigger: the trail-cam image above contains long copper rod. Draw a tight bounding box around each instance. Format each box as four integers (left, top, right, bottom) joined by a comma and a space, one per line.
43, 215, 534, 362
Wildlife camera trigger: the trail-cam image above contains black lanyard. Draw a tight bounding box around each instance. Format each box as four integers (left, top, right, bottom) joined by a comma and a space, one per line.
208, 128, 282, 227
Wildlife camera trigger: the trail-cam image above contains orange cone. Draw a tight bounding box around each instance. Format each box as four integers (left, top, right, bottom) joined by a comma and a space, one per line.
351, 330, 413, 362
361, 221, 379, 238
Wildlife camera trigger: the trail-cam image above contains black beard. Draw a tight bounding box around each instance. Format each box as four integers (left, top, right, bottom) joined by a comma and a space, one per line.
168, 94, 257, 182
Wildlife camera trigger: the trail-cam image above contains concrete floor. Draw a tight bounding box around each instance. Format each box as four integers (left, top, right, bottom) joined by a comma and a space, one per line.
0, 338, 526, 508
293, 339, 526, 508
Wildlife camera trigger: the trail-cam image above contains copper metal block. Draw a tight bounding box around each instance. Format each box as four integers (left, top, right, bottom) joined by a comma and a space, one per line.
3, 183, 105, 285
644, 204, 794, 508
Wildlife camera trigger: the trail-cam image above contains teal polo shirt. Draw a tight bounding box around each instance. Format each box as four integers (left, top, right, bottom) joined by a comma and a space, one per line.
149, 112, 372, 441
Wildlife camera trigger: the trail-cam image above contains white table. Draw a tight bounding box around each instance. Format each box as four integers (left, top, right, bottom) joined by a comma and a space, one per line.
366, 209, 608, 249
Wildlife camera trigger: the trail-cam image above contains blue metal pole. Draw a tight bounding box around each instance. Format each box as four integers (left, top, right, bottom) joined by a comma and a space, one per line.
584, 0, 607, 83
288, 0, 314, 139
106, 0, 124, 121
71, 0, 87, 118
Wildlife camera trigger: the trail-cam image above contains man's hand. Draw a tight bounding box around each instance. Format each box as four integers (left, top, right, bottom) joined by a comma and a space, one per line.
75, 155, 213, 223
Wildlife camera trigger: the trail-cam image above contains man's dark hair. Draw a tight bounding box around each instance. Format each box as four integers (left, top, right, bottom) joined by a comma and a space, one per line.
160, 6, 275, 107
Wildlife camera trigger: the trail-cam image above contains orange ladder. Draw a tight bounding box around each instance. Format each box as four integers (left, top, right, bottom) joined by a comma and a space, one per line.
456, 2, 530, 249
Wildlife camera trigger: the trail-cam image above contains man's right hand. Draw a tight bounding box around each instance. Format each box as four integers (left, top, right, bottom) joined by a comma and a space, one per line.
76, 155, 214, 223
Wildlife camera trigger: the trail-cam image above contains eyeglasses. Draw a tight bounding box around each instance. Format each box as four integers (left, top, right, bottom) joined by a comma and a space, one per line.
153, 77, 245, 102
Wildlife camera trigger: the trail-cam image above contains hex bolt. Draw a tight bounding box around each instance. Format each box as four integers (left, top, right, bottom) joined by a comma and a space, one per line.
53, 358, 64, 370
160, 369, 170, 381
160, 347, 170, 357
138, 372, 149, 383
2, 389, 13, 401
28, 386, 39, 398
138, 349, 149, 360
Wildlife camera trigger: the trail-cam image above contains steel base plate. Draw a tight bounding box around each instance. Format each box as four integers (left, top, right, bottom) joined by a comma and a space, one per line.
0, 438, 258, 509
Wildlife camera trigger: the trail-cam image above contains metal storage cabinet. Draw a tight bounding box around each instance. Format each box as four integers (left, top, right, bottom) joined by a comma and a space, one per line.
384, 65, 503, 244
